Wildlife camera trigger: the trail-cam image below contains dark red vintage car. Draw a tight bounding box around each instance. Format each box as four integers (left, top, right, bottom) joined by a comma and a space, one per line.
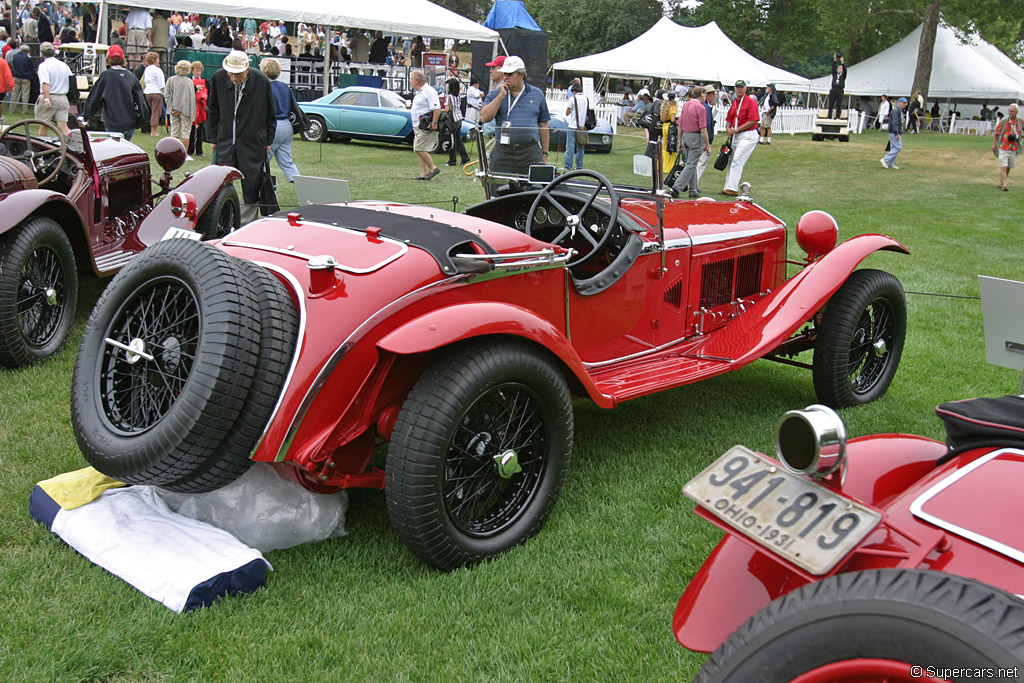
69, 132, 909, 570
0, 118, 241, 367
675, 399, 1024, 682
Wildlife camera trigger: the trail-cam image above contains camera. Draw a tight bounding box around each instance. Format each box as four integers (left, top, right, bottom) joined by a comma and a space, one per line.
835, 48, 844, 58
1008, 134, 1020, 143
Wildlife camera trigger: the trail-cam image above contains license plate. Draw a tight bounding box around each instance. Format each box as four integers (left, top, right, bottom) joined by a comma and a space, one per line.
684, 445, 882, 575
160, 227, 201, 242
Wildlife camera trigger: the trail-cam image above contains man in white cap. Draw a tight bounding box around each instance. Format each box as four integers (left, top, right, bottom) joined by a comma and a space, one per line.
479, 55, 550, 177
207, 50, 276, 223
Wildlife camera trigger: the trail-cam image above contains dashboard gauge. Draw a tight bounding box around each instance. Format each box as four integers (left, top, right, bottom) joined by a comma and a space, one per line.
583, 209, 600, 230
534, 206, 549, 225
514, 211, 528, 230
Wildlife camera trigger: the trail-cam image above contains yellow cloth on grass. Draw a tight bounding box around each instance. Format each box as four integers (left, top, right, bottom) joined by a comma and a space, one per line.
37, 467, 126, 510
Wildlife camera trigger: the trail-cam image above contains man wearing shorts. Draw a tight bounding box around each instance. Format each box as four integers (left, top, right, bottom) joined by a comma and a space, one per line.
993, 103, 1022, 192
124, 8, 152, 69
35, 42, 71, 135
409, 69, 441, 180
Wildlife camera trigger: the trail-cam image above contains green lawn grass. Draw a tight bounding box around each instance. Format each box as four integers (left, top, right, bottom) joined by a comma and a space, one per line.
1, 119, 1022, 680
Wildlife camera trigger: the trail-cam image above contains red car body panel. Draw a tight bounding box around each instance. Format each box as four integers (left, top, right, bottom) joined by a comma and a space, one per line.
673, 434, 1024, 653
209, 190, 906, 491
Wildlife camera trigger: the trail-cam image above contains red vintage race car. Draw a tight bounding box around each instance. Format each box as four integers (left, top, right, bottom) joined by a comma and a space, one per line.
0, 118, 241, 367
675, 399, 1024, 682
68, 132, 909, 571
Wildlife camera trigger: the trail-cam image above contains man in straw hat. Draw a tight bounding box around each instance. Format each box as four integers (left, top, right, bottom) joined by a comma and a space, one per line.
207, 50, 276, 223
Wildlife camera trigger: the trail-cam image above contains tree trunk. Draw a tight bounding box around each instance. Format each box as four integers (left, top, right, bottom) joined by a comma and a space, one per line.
912, 0, 941, 103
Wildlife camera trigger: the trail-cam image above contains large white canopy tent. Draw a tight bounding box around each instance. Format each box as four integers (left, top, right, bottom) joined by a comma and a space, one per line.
94, 0, 497, 95
809, 23, 1024, 101
551, 17, 813, 91
99, 0, 499, 43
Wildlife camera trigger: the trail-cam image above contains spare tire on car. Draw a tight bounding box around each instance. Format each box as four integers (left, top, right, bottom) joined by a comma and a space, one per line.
71, 238, 298, 492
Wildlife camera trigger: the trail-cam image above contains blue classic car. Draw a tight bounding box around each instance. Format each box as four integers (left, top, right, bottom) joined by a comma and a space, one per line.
298, 86, 475, 154
547, 113, 615, 153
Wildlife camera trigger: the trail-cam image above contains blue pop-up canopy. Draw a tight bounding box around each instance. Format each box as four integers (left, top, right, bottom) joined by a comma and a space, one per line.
483, 0, 542, 32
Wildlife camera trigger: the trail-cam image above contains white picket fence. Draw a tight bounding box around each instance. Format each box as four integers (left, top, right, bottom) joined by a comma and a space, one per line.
547, 91, 865, 137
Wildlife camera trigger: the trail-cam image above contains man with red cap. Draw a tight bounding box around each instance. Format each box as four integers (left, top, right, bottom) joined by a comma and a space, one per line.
486, 54, 506, 89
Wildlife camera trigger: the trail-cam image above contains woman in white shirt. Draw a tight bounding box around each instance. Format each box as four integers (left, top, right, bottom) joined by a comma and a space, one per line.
142, 51, 165, 136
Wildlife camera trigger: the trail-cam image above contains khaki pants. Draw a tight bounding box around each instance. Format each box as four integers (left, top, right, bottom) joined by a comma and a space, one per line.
12, 78, 31, 112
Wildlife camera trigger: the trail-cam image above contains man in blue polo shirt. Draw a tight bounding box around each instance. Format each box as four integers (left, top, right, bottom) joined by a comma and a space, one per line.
479, 55, 550, 176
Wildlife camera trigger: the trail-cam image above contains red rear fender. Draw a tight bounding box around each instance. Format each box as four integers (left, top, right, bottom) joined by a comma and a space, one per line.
701, 234, 908, 365
376, 301, 616, 408
137, 166, 242, 246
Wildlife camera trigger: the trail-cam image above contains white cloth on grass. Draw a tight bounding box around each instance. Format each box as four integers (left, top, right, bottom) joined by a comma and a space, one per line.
44, 485, 270, 613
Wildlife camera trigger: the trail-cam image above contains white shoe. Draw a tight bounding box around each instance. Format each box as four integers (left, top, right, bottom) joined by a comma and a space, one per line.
890, 165, 899, 170
880, 158, 889, 169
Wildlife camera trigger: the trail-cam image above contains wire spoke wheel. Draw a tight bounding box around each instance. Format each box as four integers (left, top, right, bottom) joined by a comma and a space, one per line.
813, 269, 906, 408
17, 242, 68, 348
387, 342, 573, 570
847, 297, 894, 394
444, 383, 547, 536
99, 276, 200, 434
0, 217, 77, 367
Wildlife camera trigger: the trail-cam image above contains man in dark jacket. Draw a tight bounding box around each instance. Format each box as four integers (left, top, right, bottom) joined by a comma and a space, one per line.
881, 97, 907, 169
827, 53, 846, 119
207, 50, 276, 223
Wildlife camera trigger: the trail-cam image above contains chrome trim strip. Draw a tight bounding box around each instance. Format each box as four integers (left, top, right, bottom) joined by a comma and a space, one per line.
275, 274, 465, 462
690, 226, 780, 246
664, 237, 692, 249
909, 448, 1024, 565
457, 248, 573, 271
246, 263, 308, 462
223, 219, 409, 274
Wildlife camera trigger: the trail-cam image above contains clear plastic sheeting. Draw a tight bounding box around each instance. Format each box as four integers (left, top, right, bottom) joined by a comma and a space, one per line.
156, 463, 348, 553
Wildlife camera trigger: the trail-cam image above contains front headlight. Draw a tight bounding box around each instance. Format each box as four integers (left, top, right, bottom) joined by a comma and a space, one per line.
601, 135, 611, 145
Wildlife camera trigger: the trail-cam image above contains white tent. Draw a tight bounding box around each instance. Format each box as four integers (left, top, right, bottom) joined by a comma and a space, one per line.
105, 0, 499, 42
809, 24, 1024, 100
551, 17, 813, 90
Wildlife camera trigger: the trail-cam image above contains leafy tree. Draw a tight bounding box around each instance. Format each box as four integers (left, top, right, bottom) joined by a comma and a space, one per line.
525, 0, 664, 64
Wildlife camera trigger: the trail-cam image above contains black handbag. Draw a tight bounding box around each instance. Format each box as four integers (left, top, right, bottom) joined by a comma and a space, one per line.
133, 87, 150, 128
713, 138, 732, 171
289, 93, 309, 135
418, 112, 433, 130
258, 159, 279, 217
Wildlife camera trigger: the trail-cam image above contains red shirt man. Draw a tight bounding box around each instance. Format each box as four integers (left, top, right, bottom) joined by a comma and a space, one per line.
726, 82, 760, 135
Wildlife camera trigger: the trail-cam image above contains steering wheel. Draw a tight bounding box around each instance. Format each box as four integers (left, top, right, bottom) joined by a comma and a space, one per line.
525, 169, 619, 267
0, 118, 70, 186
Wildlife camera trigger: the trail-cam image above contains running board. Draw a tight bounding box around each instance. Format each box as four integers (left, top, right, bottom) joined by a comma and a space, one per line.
93, 250, 135, 275
589, 352, 734, 402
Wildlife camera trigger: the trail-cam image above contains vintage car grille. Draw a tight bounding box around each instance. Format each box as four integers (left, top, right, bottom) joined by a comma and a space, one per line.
699, 252, 764, 309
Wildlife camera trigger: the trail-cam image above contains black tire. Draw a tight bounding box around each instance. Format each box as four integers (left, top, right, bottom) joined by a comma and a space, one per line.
813, 269, 905, 408
386, 341, 574, 570
195, 184, 240, 240
162, 260, 298, 492
71, 239, 261, 487
0, 217, 78, 367
301, 115, 327, 143
840, 134, 850, 142
695, 569, 1024, 683
811, 133, 822, 141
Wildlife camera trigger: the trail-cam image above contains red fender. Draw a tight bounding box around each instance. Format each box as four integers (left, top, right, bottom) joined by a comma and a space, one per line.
700, 234, 908, 365
137, 165, 243, 246
673, 434, 943, 653
0, 189, 85, 238
376, 301, 616, 408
